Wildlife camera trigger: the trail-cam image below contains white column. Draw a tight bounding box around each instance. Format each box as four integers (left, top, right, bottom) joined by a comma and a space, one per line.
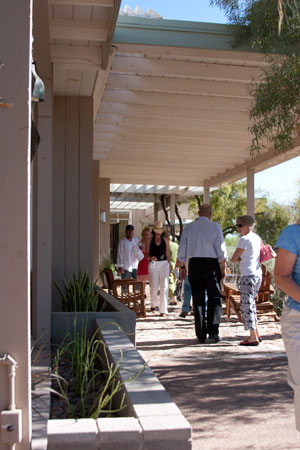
31, 0, 53, 338
204, 187, 210, 204
154, 203, 159, 222
247, 168, 255, 218
31, 79, 53, 341
52, 96, 93, 310
93, 161, 100, 281
99, 177, 111, 262
0, 1, 32, 448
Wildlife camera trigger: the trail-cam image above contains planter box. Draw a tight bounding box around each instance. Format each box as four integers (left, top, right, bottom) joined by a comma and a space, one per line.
44, 319, 192, 450
51, 288, 137, 345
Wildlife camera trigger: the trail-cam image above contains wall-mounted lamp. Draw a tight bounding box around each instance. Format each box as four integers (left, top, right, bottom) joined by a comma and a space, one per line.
100, 211, 106, 223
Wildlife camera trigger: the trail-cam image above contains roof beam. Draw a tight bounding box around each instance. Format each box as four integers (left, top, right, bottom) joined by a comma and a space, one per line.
94, 133, 250, 148
111, 56, 262, 82
49, 0, 114, 5
94, 124, 249, 140
49, 18, 107, 41
102, 89, 251, 111
106, 73, 251, 98
114, 43, 266, 65
97, 103, 249, 124
203, 144, 300, 187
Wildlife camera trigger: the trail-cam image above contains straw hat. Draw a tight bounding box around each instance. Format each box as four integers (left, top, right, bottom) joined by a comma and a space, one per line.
153, 221, 164, 234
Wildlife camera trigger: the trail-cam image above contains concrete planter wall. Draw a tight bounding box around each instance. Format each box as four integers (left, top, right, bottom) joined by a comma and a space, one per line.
47, 319, 192, 450
51, 288, 137, 345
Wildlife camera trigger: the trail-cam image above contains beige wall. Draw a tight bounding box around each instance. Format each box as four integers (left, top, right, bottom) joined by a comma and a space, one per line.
0, 1, 32, 448
31, 0, 53, 340
99, 177, 111, 264
52, 96, 93, 311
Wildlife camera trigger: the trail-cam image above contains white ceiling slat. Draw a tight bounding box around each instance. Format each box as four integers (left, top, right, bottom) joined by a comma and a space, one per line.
94, 124, 249, 140
96, 113, 248, 133
73, 4, 93, 19
95, 150, 247, 163
102, 90, 250, 111
106, 73, 251, 98
66, 69, 83, 96
97, 103, 249, 124
52, 3, 73, 18
49, 18, 107, 41
94, 133, 250, 148
51, 45, 102, 66
111, 56, 262, 82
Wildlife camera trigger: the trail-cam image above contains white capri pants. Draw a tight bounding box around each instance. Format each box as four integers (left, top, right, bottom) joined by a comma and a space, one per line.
148, 260, 169, 314
281, 305, 300, 431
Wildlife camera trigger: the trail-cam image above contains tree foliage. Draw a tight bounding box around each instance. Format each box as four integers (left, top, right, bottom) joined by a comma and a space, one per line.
210, 0, 300, 155
189, 180, 293, 245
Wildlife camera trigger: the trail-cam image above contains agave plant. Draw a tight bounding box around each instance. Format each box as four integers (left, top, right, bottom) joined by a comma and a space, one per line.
54, 269, 99, 312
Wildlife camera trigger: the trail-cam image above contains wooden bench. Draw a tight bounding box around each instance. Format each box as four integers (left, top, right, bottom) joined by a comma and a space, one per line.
103, 268, 146, 318
223, 265, 279, 322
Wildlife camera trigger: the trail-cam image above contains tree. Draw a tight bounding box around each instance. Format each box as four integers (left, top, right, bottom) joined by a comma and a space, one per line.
189, 180, 293, 244
189, 181, 247, 236
210, 0, 300, 155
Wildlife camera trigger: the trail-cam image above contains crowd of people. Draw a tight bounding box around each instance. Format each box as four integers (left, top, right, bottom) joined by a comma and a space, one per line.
116, 210, 300, 431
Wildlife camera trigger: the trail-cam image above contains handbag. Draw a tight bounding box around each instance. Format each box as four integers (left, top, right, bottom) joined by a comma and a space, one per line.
260, 240, 276, 263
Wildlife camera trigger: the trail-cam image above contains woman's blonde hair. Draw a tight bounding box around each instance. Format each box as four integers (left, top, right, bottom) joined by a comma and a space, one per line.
141, 226, 151, 238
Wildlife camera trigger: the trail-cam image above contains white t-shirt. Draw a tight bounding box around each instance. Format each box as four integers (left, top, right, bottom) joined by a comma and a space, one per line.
117, 237, 140, 271
237, 231, 262, 277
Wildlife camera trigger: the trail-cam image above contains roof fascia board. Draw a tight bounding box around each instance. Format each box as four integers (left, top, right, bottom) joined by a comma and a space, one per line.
113, 16, 254, 52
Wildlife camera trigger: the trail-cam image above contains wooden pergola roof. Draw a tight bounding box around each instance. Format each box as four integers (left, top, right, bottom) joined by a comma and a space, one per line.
48, 5, 300, 189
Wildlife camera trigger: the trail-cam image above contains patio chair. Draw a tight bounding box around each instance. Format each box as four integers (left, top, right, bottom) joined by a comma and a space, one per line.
103, 268, 146, 317
226, 265, 279, 322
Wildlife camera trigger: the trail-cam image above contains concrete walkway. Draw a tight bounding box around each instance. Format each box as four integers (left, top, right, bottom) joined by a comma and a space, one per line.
136, 300, 300, 450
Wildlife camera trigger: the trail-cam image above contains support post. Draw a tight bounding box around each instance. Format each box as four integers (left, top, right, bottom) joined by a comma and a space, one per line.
154, 202, 159, 223
247, 168, 255, 218
204, 187, 210, 204
0, 1, 32, 447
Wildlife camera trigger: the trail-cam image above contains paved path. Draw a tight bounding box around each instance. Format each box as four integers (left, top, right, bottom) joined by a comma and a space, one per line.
136, 300, 300, 450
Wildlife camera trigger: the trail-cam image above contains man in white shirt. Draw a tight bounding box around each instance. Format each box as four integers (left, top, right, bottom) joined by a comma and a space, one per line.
178, 204, 227, 343
117, 224, 140, 280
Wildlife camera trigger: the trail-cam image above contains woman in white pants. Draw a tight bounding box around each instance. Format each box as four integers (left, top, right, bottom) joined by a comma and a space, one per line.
146, 221, 170, 317
275, 220, 300, 431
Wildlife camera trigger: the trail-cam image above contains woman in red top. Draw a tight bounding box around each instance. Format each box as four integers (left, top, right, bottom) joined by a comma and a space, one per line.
137, 227, 151, 282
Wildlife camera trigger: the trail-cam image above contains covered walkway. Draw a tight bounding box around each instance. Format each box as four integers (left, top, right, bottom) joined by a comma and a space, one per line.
136, 300, 299, 449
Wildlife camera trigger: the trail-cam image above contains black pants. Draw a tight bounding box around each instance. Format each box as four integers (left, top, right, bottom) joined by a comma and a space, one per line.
188, 257, 223, 340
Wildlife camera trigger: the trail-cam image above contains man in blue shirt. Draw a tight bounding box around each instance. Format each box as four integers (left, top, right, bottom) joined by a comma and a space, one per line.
178, 204, 227, 343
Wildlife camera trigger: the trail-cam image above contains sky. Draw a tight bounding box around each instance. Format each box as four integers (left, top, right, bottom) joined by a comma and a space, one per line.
120, 1, 300, 204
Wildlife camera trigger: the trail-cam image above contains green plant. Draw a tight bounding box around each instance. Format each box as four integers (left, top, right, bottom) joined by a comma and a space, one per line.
54, 269, 99, 312
99, 255, 116, 275
51, 318, 143, 419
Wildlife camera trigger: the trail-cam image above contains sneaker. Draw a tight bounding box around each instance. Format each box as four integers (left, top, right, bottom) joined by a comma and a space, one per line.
179, 311, 188, 318
207, 335, 221, 343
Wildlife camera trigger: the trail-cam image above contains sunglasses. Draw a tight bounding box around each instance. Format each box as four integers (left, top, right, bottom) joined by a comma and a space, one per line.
236, 224, 244, 228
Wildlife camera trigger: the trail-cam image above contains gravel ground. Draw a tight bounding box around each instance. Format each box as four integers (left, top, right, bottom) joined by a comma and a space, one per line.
135, 294, 300, 450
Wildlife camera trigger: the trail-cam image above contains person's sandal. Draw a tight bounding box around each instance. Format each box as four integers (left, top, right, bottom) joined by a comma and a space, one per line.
240, 340, 259, 346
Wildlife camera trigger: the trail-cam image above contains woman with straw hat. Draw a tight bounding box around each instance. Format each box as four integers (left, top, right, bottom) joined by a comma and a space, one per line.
145, 221, 170, 317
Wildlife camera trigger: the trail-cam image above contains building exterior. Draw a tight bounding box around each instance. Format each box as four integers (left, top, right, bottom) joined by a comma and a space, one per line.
1, 1, 300, 448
